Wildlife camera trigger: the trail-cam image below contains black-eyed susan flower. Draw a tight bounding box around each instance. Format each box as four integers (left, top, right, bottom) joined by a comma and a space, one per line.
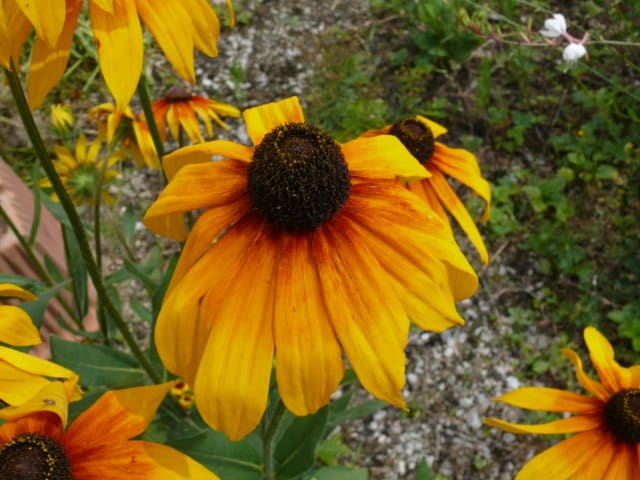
89, 102, 160, 169
40, 134, 120, 206
0, 382, 220, 479
1, 0, 231, 110
143, 96, 479, 440
0, 284, 81, 409
151, 86, 241, 145
50, 103, 74, 134
485, 326, 640, 479
362, 116, 491, 264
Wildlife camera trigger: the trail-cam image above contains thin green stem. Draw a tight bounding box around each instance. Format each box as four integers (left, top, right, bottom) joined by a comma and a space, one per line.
262, 399, 286, 480
5, 64, 161, 384
0, 203, 78, 322
93, 155, 111, 344
136, 75, 165, 160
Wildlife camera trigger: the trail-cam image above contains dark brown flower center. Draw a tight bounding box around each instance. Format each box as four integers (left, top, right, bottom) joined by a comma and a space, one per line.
163, 85, 193, 102
248, 122, 350, 232
604, 388, 640, 444
0, 433, 72, 480
389, 117, 435, 164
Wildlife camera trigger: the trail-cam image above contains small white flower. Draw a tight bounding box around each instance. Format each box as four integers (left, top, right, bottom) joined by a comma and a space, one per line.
540, 13, 567, 38
563, 42, 587, 64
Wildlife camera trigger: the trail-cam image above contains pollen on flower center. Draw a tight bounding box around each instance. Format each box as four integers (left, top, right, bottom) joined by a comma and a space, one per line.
389, 117, 435, 164
248, 122, 350, 232
604, 388, 640, 444
0, 433, 72, 480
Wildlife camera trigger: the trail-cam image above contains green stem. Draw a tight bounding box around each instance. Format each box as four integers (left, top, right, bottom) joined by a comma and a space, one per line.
0, 203, 78, 322
4, 64, 161, 384
136, 75, 165, 160
262, 399, 286, 480
93, 156, 111, 344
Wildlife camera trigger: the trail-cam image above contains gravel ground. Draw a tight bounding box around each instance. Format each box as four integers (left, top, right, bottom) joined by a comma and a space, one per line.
141, 1, 555, 478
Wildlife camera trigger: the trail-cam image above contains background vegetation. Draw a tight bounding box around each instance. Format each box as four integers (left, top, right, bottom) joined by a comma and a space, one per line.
305, 0, 640, 370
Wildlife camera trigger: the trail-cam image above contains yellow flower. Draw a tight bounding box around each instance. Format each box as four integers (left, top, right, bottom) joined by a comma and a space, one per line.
152, 86, 241, 144
362, 116, 491, 264
1, 0, 229, 110
50, 103, 74, 133
485, 327, 640, 479
0, 284, 81, 410
40, 134, 121, 206
143, 96, 478, 440
0, 283, 39, 346
0, 382, 220, 479
89, 102, 160, 169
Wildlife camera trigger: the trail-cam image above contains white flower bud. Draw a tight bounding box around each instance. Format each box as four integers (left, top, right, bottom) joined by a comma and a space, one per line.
563, 43, 587, 64
540, 13, 567, 38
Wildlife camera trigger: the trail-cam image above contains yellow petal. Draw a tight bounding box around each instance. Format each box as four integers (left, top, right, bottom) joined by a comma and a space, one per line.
194, 214, 277, 441
345, 182, 478, 302
579, 435, 619, 480
416, 115, 447, 138
0, 305, 41, 346
90, 0, 143, 110
164, 195, 251, 297
342, 135, 430, 182
92, 0, 114, 13
0, 283, 36, 301
514, 429, 610, 480
15, 0, 65, 46
432, 143, 491, 222
345, 215, 464, 331
274, 233, 345, 415
560, 347, 610, 401
584, 326, 624, 393
426, 169, 489, 264
495, 386, 602, 414
602, 443, 639, 480
243, 96, 305, 146
176, 103, 204, 143
131, 117, 160, 169
27, 0, 82, 110
0, 345, 77, 382
143, 159, 248, 240
0, 381, 70, 426
162, 140, 253, 181
156, 211, 256, 382
0, 3, 31, 70
136, 0, 195, 83
64, 383, 173, 445
138, 442, 221, 479
189, 0, 220, 57
313, 219, 409, 409
483, 414, 601, 435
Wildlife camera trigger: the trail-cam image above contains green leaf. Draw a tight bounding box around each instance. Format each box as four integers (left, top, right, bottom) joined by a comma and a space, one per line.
415, 458, 434, 480
275, 406, 329, 479
167, 431, 262, 480
329, 399, 387, 427
62, 225, 88, 319
121, 204, 137, 245
316, 433, 351, 466
309, 466, 369, 480
50, 337, 145, 387
19, 283, 64, 329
